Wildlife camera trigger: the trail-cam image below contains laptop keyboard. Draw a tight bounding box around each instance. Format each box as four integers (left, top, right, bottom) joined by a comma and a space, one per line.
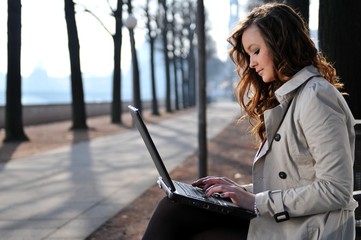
175, 181, 205, 198
174, 181, 223, 204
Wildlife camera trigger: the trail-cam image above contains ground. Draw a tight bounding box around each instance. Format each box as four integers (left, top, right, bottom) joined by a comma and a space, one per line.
0, 106, 257, 240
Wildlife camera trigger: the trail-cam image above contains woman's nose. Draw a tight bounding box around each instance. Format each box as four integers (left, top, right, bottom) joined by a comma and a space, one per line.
249, 57, 257, 68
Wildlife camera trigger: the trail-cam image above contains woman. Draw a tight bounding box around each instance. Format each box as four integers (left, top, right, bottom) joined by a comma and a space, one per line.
143, 3, 357, 239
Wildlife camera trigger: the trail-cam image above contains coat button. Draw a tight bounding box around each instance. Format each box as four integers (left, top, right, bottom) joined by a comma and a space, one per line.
274, 133, 281, 141
279, 172, 287, 179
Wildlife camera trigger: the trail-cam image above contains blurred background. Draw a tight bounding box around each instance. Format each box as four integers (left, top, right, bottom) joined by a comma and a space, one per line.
0, 0, 318, 106
3, 0, 360, 144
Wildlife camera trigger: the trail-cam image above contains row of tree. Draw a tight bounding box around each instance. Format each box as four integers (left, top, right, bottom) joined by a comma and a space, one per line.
5, 0, 360, 179
4, 0, 216, 142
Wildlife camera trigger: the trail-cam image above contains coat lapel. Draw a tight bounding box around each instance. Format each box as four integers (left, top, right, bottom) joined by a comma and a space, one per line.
254, 98, 293, 162
264, 98, 293, 149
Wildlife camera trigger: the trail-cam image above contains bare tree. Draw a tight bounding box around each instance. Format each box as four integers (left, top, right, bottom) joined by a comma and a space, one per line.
64, 0, 88, 129
158, 0, 172, 112
179, 36, 189, 109
177, 0, 195, 108
170, 0, 180, 110
197, 0, 207, 177
111, 0, 124, 123
4, 0, 29, 142
184, 0, 197, 107
78, 1, 125, 124
145, 0, 160, 115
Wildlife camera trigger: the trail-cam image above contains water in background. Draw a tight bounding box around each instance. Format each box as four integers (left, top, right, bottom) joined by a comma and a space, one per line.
0, 74, 165, 105
1, 91, 111, 105
0, 71, 165, 105
0, 46, 167, 106
0, 37, 168, 106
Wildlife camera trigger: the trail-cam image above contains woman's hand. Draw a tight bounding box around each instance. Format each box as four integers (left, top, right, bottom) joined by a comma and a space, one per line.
192, 176, 255, 211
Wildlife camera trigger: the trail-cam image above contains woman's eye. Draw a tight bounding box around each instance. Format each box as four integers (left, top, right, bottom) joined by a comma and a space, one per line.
254, 49, 260, 55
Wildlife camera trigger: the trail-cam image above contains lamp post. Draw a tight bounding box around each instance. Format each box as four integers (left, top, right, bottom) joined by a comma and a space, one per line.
125, 13, 142, 113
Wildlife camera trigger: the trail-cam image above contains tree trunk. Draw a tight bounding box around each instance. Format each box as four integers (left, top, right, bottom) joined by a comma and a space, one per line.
185, 0, 196, 107
4, 0, 29, 142
197, 0, 207, 178
285, 0, 309, 25
171, 1, 179, 110
146, 0, 160, 116
160, 0, 172, 113
180, 56, 188, 108
111, 0, 123, 124
318, 0, 361, 118
172, 57, 179, 110
188, 43, 196, 107
64, 0, 88, 129
149, 36, 160, 115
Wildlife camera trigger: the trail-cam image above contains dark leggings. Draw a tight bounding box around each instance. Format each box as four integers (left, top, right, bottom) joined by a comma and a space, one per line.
142, 197, 249, 240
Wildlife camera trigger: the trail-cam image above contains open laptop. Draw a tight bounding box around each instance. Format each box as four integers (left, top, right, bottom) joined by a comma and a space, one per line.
128, 105, 256, 219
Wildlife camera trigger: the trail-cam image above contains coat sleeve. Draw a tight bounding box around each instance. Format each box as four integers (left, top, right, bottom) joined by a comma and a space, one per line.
256, 79, 356, 218
242, 183, 254, 193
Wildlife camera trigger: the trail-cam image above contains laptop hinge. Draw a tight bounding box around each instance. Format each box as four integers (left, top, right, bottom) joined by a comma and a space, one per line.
157, 177, 175, 199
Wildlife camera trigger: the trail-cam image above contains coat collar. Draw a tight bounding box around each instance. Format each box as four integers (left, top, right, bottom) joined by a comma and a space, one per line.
254, 65, 321, 162
275, 65, 321, 104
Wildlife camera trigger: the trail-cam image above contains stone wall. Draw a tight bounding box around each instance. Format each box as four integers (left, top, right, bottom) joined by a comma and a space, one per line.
0, 101, 154, 128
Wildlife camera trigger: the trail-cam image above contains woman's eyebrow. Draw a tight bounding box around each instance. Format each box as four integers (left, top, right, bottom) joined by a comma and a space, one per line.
246, 44, 258, 51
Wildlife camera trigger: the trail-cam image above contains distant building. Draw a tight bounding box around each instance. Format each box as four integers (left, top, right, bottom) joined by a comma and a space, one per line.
229, 0, 239, 29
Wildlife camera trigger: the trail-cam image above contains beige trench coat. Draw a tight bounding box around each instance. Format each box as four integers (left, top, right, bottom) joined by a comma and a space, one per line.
244, 66, 358, 240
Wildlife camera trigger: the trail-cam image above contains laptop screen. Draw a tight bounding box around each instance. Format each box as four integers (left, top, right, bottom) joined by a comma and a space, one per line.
128, 105, 176, 192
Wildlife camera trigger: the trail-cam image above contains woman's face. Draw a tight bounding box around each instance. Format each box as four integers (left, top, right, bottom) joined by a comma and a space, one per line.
241, 24, 275, 83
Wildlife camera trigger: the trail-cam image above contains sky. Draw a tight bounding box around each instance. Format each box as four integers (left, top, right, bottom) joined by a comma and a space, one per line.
0, 0, 318, 102
0, 0, 229, 79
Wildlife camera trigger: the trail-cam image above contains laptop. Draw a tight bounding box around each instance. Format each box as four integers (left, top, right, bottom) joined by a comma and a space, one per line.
128, 105, 256, 219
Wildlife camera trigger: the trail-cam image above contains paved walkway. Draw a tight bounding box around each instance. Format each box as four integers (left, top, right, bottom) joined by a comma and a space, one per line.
0, 101, 241, 240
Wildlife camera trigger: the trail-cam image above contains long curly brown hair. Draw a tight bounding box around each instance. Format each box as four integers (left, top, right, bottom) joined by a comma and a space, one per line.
228, 3, 343, 142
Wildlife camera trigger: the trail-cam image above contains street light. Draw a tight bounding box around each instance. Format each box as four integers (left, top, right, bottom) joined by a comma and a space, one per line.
125, 14, 137, 29
125, 14, 142, 114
